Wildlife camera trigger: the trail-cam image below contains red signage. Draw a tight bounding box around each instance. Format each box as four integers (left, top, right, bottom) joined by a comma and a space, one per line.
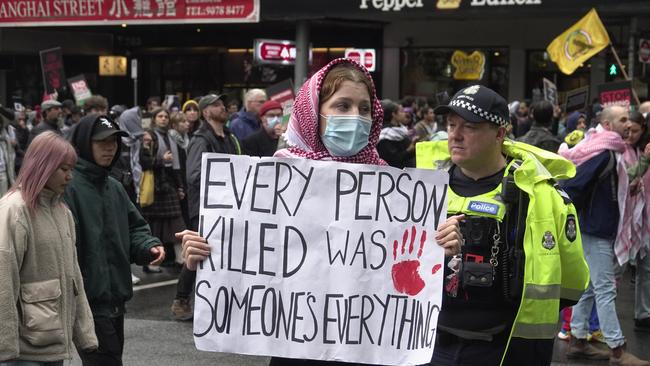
344, 48, 377, 72
0, 0, 259, 26
640, 39, 650, 64
40, 47, 65, 94
254, 39, 313, 66
598, 81, 632, 108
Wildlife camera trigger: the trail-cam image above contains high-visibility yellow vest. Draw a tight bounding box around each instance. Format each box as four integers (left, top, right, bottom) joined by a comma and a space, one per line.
416, 139, 589, 357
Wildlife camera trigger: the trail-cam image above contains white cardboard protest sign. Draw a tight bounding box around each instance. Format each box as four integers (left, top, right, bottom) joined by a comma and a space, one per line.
194, 154, 449, 365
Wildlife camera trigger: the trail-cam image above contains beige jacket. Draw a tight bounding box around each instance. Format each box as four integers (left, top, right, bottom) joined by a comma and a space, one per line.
0, 190, 97, 362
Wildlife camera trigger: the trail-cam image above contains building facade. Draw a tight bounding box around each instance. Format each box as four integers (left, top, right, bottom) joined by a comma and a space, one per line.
0, 0, 648, 107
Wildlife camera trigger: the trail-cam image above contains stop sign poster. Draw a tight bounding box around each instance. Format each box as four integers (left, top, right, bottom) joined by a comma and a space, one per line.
599, 81, 632, 108
195, 154, 448, 365
345, 48, 377, 72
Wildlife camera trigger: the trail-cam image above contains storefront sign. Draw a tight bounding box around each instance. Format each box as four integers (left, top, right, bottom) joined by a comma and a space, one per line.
598, 81, 632, 108
254, 39, 312, 66
436, 0, 461, 9
359, 0, 423, 11
40, 47, 65, 94
470, 0, 542, 6
344, 48, 377, 72
639, 39, 650, 64
99, 56, 127, 76
68, 74, 92, 105
0, 0, 259, 26
451, 50, 485, 80
195, 154, 448, 365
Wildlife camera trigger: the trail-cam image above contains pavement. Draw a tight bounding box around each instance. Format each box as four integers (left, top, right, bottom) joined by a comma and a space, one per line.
65, 264, 649, 366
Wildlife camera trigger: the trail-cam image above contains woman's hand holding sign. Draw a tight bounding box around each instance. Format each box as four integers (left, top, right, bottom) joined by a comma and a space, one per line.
435, 214, 464, 257
177, 230, 211, 270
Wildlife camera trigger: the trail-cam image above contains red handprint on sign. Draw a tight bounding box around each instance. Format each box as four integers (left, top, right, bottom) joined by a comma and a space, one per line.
391, 225, 429, 296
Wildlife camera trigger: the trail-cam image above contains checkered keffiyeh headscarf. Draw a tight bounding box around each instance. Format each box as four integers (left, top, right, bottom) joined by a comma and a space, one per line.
274, 58, 386, 166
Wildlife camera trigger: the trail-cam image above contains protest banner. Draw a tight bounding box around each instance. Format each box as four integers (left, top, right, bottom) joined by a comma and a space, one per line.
67, 74, 92, 105
543, 78, 558, 106
40, 47, 65, 95
195, 154, 449, 365
598, 81, 632, 108
266, 79, 295, 126
564, 86, 589, 113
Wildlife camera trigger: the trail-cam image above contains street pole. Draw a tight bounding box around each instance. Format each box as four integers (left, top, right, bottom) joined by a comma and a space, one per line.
131, 58, 138, 107
610, 44, 641, 106
294, 20, 310, 94
627, 17, 637, 88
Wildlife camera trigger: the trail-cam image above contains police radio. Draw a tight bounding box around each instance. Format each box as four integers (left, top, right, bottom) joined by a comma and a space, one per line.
500, 165, 526, 303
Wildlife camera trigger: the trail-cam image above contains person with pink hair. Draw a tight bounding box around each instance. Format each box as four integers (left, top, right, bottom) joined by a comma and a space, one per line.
176, 58, 463, 365
0, 131, 98, 365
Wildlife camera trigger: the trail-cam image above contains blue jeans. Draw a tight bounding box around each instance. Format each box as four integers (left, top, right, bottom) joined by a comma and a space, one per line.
570, 233, 625, 348
636, 252, 650, 320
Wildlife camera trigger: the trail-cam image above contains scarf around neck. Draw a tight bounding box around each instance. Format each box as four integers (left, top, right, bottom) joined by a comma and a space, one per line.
559, 129, 633, 264
153, 126, 181, 170
169, 128, 190, 151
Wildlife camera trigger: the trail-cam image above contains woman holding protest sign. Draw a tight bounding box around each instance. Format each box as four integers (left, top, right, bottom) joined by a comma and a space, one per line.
177, 58, 463, 365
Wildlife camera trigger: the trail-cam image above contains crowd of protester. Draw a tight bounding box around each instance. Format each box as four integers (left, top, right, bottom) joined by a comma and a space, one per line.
0, 62, 649, 365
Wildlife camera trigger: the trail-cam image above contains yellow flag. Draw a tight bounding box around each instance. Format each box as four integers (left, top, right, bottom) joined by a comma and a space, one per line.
546, 9, 610, 75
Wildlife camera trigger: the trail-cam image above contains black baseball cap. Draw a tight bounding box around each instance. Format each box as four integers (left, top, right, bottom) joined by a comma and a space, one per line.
434, 85, 509, 127
198, 94, 226, 111
91, 115, 128, 141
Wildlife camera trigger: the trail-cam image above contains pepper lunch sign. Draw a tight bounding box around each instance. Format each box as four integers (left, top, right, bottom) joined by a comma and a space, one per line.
344, 48, 377, 72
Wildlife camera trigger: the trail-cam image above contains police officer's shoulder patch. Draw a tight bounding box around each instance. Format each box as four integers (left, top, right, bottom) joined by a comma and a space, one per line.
542, 231, 556, 250
565, 214, 577, 242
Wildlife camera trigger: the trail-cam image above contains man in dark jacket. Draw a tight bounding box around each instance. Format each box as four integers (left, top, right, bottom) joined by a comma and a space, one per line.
561, 106, 649, 366
27, 99, 63, 145
241, 99, 283, 157
517, 100, 562, 153
65, 114, 165, 366
171, 93, 240, 321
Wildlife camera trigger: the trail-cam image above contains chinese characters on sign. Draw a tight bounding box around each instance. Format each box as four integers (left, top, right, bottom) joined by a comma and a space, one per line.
99, 56, 128, 76
0, 0, 259, 26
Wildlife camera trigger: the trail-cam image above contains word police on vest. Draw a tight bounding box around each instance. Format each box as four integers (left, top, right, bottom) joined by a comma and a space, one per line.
468, 201, 499, 215
359, 0, 424, 11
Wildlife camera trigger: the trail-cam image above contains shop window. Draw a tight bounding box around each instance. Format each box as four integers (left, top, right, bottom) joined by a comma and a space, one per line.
400, 48, 508, 103
525, 50, 590, 100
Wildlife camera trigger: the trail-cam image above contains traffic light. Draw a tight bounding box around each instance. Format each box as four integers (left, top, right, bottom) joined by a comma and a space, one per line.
609, 63, 618, 76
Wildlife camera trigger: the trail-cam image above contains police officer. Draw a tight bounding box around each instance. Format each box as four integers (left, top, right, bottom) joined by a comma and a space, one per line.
416, 85, 589, 365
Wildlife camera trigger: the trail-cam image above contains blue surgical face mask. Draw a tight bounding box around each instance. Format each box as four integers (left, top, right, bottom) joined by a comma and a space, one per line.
267, 116, 280, 128
320, 114, 372, 157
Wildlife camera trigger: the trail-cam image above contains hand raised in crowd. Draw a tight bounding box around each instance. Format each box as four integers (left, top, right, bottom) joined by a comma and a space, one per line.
176, 230, 211, 271
149, 245, 166, 265
163, 150, 173, 162
435, 214, 464, 257
177, 188, 185, 200
644, 143, 650, 159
